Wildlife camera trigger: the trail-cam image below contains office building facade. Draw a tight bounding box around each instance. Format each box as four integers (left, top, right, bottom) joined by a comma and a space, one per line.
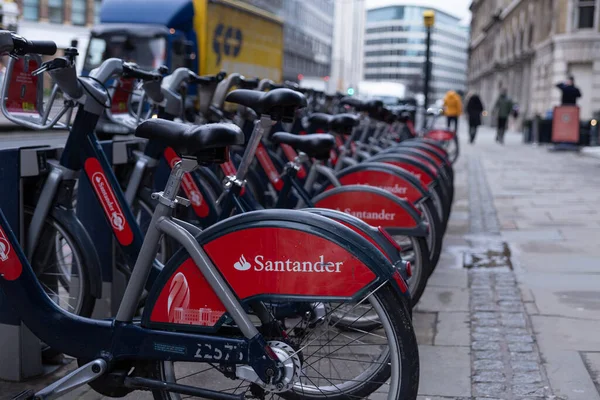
363, 2, 469, 102
241, 0, 334, 83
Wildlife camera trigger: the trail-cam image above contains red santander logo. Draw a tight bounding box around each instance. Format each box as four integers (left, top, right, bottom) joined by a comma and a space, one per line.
233, 254, 343, 273
0, 225, 22, 280
84, 158, 134, 246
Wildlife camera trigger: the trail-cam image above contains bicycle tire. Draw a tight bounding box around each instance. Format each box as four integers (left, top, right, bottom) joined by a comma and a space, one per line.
24, 206, 97, 317
419, 197, 443, 272
406, 235, 430, 307
148, 282, 419, 400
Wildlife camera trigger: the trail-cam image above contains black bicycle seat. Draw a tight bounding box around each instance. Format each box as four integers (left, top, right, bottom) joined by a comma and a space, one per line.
135, 119, 244, 162
308, 113, 332, 131
366, 99, 384, 113
271, 132, 335, 160
339, 96, 365, 110
372, 107, 393, 123
330, 113, 359, 135
225, 88, 307, 122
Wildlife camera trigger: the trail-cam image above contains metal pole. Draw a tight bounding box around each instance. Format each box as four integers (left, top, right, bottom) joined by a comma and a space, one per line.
424, 26, 432, 110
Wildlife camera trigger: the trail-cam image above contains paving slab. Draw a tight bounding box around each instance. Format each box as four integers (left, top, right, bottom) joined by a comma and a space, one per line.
543, 349, 600, 400
500, 229, 564, 243
413, 311, 437, 346
415, 286, 470, 313
434, 311, 470, 347
517, 252, 600, 273
426, 269, 468, 289
417, 345, 471, 397
526, 277, 600, 319
533, 315, 600, 352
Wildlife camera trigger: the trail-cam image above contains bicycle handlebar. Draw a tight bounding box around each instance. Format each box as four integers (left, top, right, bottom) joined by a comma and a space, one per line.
239, 77, 259, 89
15, 38, 57, 56
188, 70, 226, 86
122, 62, 163, 82
0, 31, 57, 56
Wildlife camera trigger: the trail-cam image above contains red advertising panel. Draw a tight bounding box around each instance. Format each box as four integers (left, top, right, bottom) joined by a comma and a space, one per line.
314, 191, 418, 228
552, 106, 580, 143
83, 158, 134, 246
6, 57, 40, 114
111, 78, 134, 114
149, 227, 378, 327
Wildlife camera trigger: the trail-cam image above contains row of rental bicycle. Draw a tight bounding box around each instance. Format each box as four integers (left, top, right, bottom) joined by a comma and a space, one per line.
0, 32, 457, 400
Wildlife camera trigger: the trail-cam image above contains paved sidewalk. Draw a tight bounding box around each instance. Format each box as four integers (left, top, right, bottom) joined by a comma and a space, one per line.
413, 123, 600, 399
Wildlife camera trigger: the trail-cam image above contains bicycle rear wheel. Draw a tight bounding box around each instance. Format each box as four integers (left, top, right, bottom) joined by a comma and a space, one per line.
25, 207, 95, 317
148, 282, 419, 400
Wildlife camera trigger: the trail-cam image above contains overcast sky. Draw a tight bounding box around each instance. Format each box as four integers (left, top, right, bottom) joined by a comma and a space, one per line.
365, 0, 472, 24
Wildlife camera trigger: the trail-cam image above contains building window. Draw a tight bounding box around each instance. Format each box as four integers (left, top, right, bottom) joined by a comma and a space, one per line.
22, 0, 39, 21
528, 24, 534, 47
71, 0, 87, 25
578, 0, 595, 29
94, 0, 103, 24
48, 0, 64, 23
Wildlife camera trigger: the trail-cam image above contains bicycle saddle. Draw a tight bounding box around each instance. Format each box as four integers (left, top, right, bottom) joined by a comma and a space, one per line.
226, 88, 307, 122
308, 112, 332, 130
366, 99, 384, 114
135, 119, 244, 162
339, 96, 365, 110
373, 107, 395, 124
330, 113, 359, 135
308, 113, 358, 135
271, 132, 335, 160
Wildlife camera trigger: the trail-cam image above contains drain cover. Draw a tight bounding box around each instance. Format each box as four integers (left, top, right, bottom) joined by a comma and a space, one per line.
463, 241, 512, 269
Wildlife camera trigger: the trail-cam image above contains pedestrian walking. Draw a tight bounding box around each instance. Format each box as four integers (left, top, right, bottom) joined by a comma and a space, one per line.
492, 88, 514, 144
443, 90, 462, 132
556, 76, 581, 105
466, 92, 484, 144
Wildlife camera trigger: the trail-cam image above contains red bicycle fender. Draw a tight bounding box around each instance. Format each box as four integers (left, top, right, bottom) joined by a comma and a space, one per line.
401, 139, 449, 160
377, 158, 435, 186
330, 163, 428, 204
143, 210, 394, 331
425, 129, 455, 142
312, 185, 427, 236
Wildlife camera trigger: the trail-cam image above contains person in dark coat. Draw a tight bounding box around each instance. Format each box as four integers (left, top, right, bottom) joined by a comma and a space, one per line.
556, 76, 581, 105
466, 92, 484, 144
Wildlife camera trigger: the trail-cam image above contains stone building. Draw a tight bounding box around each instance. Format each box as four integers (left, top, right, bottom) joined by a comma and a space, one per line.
469, 0, 600, 123
13, 0, 101, 71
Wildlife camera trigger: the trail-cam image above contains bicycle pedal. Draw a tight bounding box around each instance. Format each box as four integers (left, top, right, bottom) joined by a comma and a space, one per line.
11, 390, 35, 400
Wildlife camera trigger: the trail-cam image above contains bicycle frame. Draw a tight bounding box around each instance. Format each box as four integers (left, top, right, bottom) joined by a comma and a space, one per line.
18, 60, 168, 290
38, 107, 163, 281
0, 162, 284, 391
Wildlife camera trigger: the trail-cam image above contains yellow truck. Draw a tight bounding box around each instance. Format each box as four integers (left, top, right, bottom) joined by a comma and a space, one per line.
84, 0, 283, 81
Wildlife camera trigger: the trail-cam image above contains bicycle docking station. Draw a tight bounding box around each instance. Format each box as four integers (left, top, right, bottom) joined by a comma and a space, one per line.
77, 137, 146, 319
0, 53, 72, 381
0, 144, 66, 381
0, 54, 144, 380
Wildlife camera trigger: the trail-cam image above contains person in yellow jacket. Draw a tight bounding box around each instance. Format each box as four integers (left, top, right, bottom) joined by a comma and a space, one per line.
443, 90, 463, 132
